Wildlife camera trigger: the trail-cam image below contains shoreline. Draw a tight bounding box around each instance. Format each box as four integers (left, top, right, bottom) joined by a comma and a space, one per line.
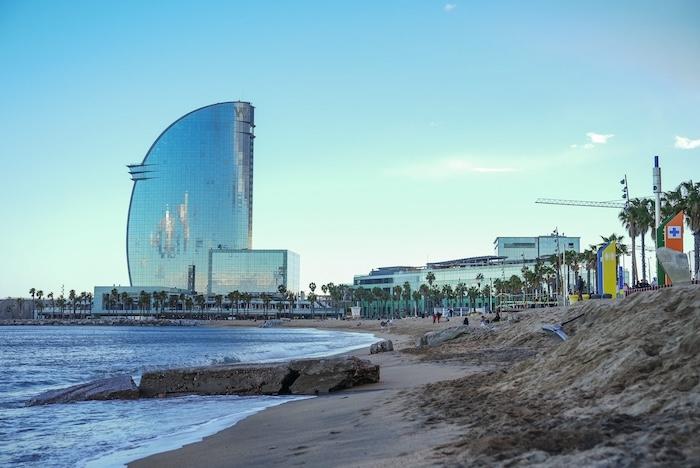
128, 317, 468, 467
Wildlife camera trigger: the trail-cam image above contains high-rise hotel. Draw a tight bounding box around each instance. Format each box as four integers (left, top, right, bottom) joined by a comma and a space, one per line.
124, 102, 298, 295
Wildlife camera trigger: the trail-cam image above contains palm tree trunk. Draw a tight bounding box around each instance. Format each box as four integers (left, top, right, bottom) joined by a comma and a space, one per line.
640, 233, 647, 281
631, 236, 638, 286
586, 267, 591, 293
694, 231, 700, 279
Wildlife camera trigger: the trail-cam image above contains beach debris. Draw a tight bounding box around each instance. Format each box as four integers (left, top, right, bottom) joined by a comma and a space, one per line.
542, 312, 585, 341
28, 375, 139, 406
416, 325, 471, 348
370, 340, 394, 354
138, 356, 380, 398
542, 324, 568, 341
259, 319, 284, 328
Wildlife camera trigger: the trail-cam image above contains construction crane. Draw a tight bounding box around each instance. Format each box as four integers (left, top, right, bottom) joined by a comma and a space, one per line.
535, 198, 625, 209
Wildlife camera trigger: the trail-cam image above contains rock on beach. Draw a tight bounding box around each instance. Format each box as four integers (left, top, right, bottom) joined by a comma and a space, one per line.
28, 375, 139, 406
370, 339, 394, 354
416, 325, 471, 348
139, 356, 380, 398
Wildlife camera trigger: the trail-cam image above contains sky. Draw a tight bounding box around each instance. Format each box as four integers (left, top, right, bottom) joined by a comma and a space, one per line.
1, 0, 699, 297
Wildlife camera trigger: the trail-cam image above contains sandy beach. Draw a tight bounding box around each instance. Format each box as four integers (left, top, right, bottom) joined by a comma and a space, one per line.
131, 286, 700, 467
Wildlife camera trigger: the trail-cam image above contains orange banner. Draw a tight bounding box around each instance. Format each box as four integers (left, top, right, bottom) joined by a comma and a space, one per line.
664, 211, 684, 252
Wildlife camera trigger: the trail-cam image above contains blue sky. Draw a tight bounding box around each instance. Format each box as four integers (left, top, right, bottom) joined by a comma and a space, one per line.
1, 0, 698, 297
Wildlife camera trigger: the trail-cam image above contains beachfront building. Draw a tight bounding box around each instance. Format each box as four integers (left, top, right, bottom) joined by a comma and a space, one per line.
352, 234, 582, 314
208, 249, 300, 295
494, 235, 580, 261
354, 256, 531, 297
124, 101, 300, 295
93, 286, 191, 313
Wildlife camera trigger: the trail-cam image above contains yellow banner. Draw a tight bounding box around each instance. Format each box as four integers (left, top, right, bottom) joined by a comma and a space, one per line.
601, 241, 617, 296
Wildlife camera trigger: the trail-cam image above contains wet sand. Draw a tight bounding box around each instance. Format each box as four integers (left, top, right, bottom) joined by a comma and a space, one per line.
130, 317, 472, 468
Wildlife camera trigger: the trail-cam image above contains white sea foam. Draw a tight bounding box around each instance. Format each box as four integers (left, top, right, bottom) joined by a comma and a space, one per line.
0, 326, 378, 468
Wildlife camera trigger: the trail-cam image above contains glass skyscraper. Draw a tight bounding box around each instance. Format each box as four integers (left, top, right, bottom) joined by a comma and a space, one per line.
208, 249, 300, 295
127, 102, 255, 292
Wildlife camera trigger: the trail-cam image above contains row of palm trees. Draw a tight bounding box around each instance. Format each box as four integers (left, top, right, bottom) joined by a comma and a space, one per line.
350, 234, 637, 319
618, 180, 700, 284
27, 288, 93, 318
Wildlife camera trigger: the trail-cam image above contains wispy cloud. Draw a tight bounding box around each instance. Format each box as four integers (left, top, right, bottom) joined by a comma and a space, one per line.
387, 158, 517, 180
586, 132, 614, 144
675, 135, 700, 150
444, 3, 456, 12
570, 131, 614, 150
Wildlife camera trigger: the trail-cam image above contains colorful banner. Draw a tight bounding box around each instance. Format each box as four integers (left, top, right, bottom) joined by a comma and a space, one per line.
657, 211, 684, 285
597, 241, 617, 296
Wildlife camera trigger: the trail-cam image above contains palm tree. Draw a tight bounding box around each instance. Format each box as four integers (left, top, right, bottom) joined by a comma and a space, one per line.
232, 290, 241, 314
392, 285, 403, 317
677, 181, 700, 279
441, 284, 453, 309
411, 290, 421, 316
57, 295, 66, 317
601, 233, 629, 258
15, 297, 24, 318
454, 282, 466, 309
110, 288, 119, 312
214, 294, 223, 312
68, 290, 77, 317
466, 286, 479, 312
79, 292, 87, 318
36, 290, 44, 318
308, 292, 317, 318
402, 282, 412, 316
418, 284, 430, 316
286, 291, 296, 316
371, 287, 383, 318
547, 253, 562, 295
426, 271, 435, 287
29, 288, 36, 317
619, 204, 640, 285
482, 285, 492, 311
261, 293, 272, 316
581, 248, 597, 293
195, 294, 206, 313
47, 292, 54, 318
85, 292, 92, 317
508, 275, 523, 295
632, 198, 655, 282
522, 267, 537, 294
662, 186, 684, 219
565, 251, 581, 292
185, 296, 194, 311
120, 291, 129, 311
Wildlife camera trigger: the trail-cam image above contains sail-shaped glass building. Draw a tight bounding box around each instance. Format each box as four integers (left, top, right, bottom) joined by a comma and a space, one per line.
126, 102, 256, 292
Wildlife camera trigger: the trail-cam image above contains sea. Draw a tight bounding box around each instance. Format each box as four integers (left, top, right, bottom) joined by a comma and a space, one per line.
0, 325, 378, 467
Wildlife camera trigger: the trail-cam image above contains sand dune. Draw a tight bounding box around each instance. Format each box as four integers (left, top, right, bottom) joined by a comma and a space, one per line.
132, 286, 700, 467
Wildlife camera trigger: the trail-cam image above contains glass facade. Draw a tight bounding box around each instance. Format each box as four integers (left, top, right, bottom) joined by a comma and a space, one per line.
353, 262, 532, 294
495, 235, 580, 260
208, 249, 300, 295
127, 102, 254, 292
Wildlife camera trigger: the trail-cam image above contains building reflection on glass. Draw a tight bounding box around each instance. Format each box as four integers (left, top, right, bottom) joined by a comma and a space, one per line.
127, 102, 254, 292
